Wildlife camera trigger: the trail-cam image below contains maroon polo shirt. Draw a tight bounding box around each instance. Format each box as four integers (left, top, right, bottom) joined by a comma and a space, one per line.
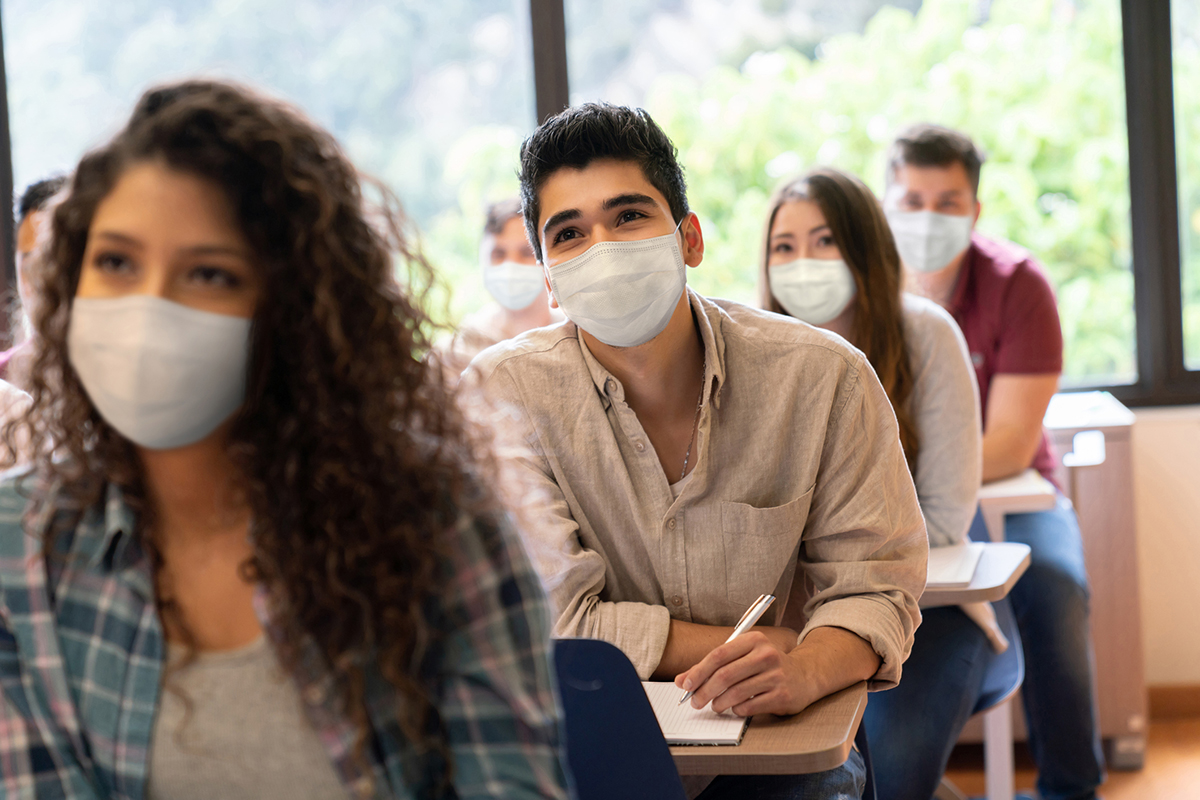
948, 232, 1062, 483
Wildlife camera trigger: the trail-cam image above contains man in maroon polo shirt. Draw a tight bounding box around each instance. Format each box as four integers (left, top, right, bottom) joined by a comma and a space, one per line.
883, 124, 1104, 800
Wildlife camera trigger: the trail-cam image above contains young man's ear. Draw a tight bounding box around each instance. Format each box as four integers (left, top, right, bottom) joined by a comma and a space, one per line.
972, 200, 983, 227
681, 212, 705, 268
541, 266, 559, 309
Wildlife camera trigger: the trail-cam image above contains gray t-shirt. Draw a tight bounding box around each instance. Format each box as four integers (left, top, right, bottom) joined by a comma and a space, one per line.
146, 636, 347, 800
901, 293, 982, 548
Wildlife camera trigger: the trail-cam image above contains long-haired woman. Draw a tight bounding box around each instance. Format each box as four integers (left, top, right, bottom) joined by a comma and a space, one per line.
0, 79, 568, 800
760, 166, 990, 800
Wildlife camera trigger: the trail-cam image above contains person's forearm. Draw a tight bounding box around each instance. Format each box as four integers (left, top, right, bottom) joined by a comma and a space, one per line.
785, 626, 881, 707
982, 425, 1042, 482
652, 619, 798, 680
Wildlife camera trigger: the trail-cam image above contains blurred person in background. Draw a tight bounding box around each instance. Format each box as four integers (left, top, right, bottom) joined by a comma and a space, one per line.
0, 79, 569, 800
759, 165, 992, 799
0, 175, 67, 386
884, 123, 1104, 800
443, 198, 563, 377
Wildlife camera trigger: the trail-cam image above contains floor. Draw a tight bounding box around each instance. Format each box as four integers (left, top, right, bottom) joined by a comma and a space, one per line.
941, 718, 1200, 798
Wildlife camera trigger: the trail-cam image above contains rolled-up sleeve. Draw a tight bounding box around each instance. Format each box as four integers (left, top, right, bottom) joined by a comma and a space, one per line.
797, 356, 928, 690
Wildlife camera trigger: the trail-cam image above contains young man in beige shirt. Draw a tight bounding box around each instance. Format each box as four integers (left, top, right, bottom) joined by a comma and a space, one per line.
467, 104, 927, 799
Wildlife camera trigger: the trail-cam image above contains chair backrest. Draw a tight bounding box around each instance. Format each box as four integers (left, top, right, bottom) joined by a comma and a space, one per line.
972, 595, 1025, 715
554, 638, 687, 800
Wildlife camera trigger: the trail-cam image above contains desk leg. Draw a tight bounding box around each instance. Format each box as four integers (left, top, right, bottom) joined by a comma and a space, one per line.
982, 507, 1007, 543
983, 702, 1015, 800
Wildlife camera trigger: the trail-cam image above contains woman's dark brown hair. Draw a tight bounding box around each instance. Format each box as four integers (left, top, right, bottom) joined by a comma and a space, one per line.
759, 166, 920, 472
2, 79, 495, 791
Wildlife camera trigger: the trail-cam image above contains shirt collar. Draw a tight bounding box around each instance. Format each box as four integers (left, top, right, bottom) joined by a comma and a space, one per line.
75, 483, 149, 597
577, 287, 727, 411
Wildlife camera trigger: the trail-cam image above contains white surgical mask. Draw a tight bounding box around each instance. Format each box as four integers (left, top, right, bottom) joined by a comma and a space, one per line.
547, 224, 686, 348
885, 209, 974, 274
68, 294, 252, 450
768, 258, 857, 326
483, 260, 545, 311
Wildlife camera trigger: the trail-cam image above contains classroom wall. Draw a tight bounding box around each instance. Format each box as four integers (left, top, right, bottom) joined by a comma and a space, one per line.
1132, 406, 1200, 686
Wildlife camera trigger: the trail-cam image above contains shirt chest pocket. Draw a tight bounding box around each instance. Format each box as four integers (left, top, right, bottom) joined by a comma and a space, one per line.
719, 487, 813, 610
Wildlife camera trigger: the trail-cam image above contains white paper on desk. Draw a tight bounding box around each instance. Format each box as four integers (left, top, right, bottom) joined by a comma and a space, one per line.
927, 542, 985, 588
642, 682, 749, 745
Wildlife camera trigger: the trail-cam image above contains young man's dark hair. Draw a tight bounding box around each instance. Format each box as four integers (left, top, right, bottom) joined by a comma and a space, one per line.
15, 175, 67, 224
518, 103, 690, 262
886, 124, 986, 197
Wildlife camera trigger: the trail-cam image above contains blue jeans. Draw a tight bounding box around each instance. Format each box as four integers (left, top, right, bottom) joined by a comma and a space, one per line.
861, 606, 992, 800
695, 747, 866, 799
969, 497, 1106, 800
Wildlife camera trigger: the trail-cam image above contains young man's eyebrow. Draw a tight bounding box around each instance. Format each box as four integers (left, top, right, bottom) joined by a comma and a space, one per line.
542, 208, 580, 236
601, 193, 657, 211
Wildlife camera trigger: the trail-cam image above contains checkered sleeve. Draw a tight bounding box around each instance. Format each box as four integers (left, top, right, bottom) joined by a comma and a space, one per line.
438, 510, 571, 800
0, 607, 97, 799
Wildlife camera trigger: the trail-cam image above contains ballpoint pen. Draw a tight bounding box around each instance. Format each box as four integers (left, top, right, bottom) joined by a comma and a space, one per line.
678, 592, 776, 705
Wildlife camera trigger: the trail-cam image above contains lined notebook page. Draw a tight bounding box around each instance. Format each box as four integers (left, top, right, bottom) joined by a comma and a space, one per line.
641, 682, 749, 745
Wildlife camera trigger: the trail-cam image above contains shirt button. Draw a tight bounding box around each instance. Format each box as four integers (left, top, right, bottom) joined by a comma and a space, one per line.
353, 777, 374, 798
303, 684, 326, 705
670, 595, 684, 607
667, 517, 677, 530
606, 378, 617, 392
634, 440, 646, 452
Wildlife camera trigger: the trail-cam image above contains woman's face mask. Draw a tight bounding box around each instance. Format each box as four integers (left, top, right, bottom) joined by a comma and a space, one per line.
765, 199, 856, 325
69, 295, 252, 449
69, 162, 261, 449
768, 258, 857, 325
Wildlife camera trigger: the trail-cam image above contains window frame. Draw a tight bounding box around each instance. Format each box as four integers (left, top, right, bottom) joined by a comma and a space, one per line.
0, 0, 1188, 406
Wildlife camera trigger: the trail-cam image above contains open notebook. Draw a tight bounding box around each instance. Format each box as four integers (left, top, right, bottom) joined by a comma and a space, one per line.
642, 681, 750, 745
927, 542, 985, 588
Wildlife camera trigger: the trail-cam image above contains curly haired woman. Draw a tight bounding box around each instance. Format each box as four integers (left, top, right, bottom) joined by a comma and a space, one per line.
0, 80, 569, 800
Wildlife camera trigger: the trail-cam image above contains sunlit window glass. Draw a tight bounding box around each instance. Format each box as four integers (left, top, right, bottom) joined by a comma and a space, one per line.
3, 0, 535, 321
566, 0, 1134, 387
1173, 0, 1200, 370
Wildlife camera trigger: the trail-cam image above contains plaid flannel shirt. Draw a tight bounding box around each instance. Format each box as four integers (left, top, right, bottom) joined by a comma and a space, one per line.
0, 475, 570, 800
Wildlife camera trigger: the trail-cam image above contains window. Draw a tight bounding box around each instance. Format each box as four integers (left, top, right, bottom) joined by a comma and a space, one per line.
1174, 0, 1200, 369
1, 0, 1191, 403
565, 0, 1133, 387
2, 0, 536, 322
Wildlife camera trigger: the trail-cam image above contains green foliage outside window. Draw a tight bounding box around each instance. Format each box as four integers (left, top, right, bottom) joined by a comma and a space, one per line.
1173, 0, 1200, 368
429, 0, 1134, 385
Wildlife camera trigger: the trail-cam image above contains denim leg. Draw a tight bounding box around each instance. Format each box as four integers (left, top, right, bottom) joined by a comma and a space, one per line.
974, 499, 1105, 800
695, 748, 866, 800
861, 606, 990, 800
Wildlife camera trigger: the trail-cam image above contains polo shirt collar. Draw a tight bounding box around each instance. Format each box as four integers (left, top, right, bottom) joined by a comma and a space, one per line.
577, 287, 727, 411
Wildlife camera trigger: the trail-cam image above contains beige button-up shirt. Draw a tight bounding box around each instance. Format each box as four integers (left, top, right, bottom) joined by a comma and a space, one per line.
467, 289, 927, 687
